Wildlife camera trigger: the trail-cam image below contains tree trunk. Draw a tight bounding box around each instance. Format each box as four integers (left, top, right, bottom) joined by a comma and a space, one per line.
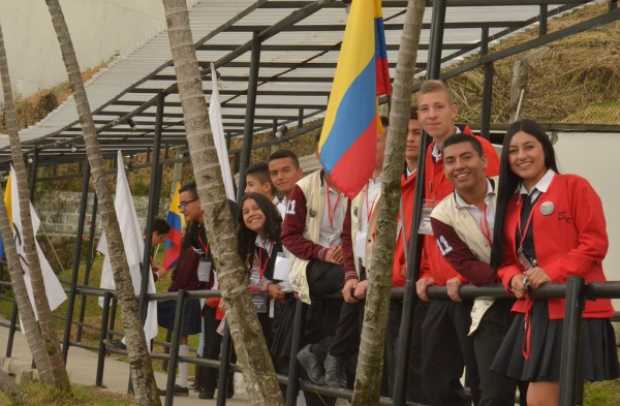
161, 1, 283, 404
351, 1, 426, 405
0, 22, 70, 391
44, 1, 161, 404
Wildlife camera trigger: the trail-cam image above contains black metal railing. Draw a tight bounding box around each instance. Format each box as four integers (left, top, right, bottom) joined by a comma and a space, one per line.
2, 278, 620, 406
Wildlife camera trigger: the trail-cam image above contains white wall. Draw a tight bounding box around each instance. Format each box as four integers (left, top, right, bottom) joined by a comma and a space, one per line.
0, 0, 199, 97
554, 132, 620, 284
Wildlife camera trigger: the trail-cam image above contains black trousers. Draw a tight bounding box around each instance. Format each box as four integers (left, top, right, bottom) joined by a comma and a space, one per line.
385, 299, 429, 403
421, 300, 478, 406
472, 300, 517, 406
195, 306, 222, 394
306, 260, 362, 358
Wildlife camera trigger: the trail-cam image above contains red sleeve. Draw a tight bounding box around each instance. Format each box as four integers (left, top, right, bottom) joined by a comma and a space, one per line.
544, 177, 608, 283
430, 218, 495, 285
281, 185, 328, 261
341, 202, 357, 281
419, 237, 433, 280
478, 136, 500, 177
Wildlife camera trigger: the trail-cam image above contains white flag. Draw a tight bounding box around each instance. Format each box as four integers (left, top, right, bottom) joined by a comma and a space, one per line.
6, 167, 67, 318
209, 63, 236, 201
98, 151, 158, 344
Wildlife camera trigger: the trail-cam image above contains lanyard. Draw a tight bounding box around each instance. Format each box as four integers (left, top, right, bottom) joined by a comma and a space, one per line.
325, 189, 342, 229
479, 204, 492, 245
365, 181, 380, 224
253, 242, 273, 280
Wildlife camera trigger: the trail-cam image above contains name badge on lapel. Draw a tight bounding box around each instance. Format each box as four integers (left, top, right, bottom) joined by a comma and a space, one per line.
540, 201, 554, 216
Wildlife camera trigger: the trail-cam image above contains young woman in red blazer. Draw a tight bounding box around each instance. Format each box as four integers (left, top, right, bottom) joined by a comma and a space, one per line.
490, 119, 618, 406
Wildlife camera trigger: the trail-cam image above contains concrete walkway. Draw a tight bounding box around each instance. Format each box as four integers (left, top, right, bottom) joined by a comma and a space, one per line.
0, 326, 247, 405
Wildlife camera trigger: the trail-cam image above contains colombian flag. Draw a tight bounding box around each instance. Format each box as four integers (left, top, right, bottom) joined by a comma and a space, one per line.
163, 181, 185, 270
318, 0, 391, 198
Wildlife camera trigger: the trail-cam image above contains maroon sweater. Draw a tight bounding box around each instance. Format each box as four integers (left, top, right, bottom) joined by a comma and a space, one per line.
169, 221, 210, 292
281, 183, 356, 279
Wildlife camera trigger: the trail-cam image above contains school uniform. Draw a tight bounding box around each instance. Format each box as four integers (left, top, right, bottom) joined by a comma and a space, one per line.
418, 127, 499, 405
492, 170, 619, 382
431, 177, 516, 406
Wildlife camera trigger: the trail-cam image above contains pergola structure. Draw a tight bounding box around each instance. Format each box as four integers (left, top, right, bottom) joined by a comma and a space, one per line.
1, 1, 619, 405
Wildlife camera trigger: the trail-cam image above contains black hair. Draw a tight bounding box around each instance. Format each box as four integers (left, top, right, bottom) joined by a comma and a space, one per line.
179, 181, 197, 200
245, 162, 275, 195
380, 116, 389, 128
490, 119, 559, 269
237, 192, 282, 265
442, 133, 483, 156
152, 218, 170, 235
268, 149, 300, 168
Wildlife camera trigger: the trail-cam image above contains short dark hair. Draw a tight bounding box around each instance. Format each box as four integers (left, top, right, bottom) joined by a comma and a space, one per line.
245, 162, 271, 184
380, 116, 389, 128
443, 133, 483, 156
152, 218, 171, 235
179, 181, 197, 200
269, 149, 300, 168
410, 106, 418, 120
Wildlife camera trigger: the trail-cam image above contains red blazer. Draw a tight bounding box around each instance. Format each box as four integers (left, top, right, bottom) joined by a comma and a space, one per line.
498, 173, 614, 319
420, 128, 500, 285
391, 170, 416, 287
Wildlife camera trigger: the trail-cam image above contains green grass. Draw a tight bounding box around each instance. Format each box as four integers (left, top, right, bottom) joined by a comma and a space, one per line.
584, 379, 620, 405
0, 382, 132, 406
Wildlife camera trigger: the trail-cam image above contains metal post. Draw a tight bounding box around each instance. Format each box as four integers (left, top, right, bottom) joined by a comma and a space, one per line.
539, 4, 548, 37
139, 92, 165, 320
216, 324, 233, 406
559, 277, 585, 406
611, 0, 618, 11
480, 26, 494, 138
95, 292, 112, 387
108, 297, 118, 340
298, 108, 304, 129
5, 302, 18, 357
427, 0, 447, 79
236, 31, 261, 203
164, 290, 187, 406
286, 301, 306, 406
76, 194, 98, 342
393, 1, 446, 404
28, 148, 39, 202
272, 118, 278, 136
62, 160, 91, 362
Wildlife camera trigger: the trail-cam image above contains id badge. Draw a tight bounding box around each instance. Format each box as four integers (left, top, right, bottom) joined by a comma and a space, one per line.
198, 260, 212, 283
273, 253, 291, 282
355, 232, 368, 268
418, 200, 435, 235
517, 248, 535, 270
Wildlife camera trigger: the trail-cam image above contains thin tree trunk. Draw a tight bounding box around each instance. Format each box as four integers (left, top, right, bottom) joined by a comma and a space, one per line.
351, 1, 426, 404
0, 22, 70, 391
161, 1, 283, 404
43, 1, 161, 404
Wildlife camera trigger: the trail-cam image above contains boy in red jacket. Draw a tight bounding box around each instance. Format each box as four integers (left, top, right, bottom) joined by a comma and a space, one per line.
413, 80, 499, 405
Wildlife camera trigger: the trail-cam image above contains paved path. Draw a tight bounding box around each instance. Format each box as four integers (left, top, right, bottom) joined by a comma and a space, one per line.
0, 326, 248, 405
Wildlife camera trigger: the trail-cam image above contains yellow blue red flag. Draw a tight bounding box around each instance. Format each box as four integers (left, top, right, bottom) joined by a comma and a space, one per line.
318, 0, 391, 198
163, 181, 185, 270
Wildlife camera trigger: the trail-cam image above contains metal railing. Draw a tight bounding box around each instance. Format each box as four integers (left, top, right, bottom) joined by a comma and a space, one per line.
2, 278, 620, 406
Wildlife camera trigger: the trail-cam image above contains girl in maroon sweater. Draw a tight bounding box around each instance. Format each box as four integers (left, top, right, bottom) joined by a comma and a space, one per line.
490, 119, 618, 406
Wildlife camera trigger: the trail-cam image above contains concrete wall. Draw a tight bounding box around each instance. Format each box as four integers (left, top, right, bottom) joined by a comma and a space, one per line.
0, 0, 198, 96
554, 132, 620, 283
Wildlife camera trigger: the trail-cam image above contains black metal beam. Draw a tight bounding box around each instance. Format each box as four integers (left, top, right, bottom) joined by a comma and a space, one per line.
225, 21, 527, 32
62, 160, 91, 362
480, 27, 494, 137
197, 43, 468, 52
257, 0, 588, 7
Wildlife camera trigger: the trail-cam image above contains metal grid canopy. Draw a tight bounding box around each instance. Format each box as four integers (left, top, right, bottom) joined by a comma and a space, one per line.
0, 0, 615, 165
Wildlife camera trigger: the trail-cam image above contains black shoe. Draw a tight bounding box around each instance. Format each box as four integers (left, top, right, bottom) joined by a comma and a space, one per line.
199, 389, 214, 399
157, 385, 190, 397
297, 344, 325, 385
324, 354, 347, 388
